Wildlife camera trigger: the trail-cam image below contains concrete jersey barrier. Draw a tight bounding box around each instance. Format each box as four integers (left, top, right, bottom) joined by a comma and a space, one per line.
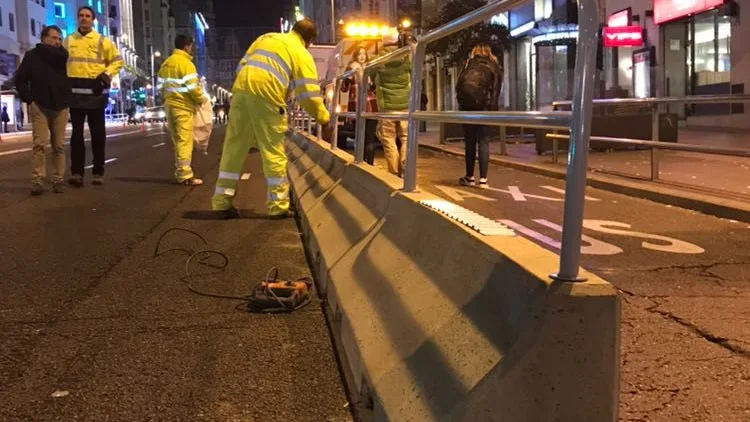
286, 131, 620, 421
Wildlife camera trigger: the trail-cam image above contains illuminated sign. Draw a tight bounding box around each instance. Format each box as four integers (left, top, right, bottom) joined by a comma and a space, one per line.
603, 26, 644, 47
607, 9, 631, 28
490, 12, 508, 27
653, 0, 725, 25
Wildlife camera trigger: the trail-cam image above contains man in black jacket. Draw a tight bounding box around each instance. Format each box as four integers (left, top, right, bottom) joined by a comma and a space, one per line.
15, 25, 71, 195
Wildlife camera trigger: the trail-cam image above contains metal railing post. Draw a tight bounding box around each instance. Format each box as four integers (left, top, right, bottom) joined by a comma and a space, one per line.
651, 104, 660, 180
552, 129, 559, 164
404, 42, 426, 192
353, 69, 366, 163
330, 79, 342, 150
552, 0, 599, 283
499, 126, 507, 155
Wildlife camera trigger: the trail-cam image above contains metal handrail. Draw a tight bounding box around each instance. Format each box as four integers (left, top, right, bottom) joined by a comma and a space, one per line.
552, 94, 750, 107
547, 133, 750, 157
308, 0, 600, 282
412, 111, 571, 129
548, 94, 750, 179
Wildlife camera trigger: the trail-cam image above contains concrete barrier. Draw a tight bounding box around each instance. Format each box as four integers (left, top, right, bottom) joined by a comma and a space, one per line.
286, 131, 620, 421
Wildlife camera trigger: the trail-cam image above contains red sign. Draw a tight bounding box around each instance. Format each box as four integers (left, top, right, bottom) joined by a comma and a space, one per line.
608, 9, 631, 28
603, 26, 644, 48
653, 0, 725, 25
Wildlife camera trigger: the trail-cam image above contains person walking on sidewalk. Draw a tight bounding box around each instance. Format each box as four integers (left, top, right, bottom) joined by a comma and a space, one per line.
65, 5, 123, 187
158, 34, 207, 186
211, 18, 330, 219
341, 45, 379, 164
15, 25, 71, 195
1, 107, 9, 133
373, 31, 413, 177
455, 44, 500, 189
16, 107, 24, 131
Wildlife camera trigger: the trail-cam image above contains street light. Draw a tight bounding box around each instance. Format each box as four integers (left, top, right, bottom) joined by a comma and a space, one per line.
150, 47, 161, 105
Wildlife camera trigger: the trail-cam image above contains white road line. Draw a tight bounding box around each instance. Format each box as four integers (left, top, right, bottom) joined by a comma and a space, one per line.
84, 158, 118, 169
152, 142, 166, 148
0, 147, 32, 156
240, 173, 251, 180
540, 185, 601, 201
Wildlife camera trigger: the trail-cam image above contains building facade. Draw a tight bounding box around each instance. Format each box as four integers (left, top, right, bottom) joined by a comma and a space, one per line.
602, 0, 745, 128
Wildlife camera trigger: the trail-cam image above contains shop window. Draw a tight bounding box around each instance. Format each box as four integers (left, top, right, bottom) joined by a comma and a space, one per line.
54, 2, 65, 18
693, 13, 730, 87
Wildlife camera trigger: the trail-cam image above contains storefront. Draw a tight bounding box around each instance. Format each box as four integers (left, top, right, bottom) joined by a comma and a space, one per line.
603, 7, 654, 98
656, 0, 735, 117
507, 0, 579, 111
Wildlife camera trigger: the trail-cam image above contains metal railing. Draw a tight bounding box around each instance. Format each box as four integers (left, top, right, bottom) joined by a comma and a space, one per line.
300, 0, 600, 282
548, 94, 750, 180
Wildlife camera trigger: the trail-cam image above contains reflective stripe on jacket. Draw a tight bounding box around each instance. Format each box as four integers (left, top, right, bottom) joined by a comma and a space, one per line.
232, 31, 329, 124
158, 49, 205, 112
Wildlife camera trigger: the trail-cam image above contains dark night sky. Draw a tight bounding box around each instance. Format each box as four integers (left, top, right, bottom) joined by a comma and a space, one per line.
214, 0, 290, 27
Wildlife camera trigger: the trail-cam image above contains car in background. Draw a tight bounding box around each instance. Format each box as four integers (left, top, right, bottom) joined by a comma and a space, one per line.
143, 106, 166, 123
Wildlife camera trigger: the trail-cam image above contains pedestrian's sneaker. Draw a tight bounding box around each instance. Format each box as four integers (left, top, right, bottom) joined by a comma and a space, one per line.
459, 176, 475, 187
181, 178, 203, 186
92, 175, 105, 185
30, 182, 44, 196
68, 175, 84, 187
478, 178, 489, 189
52, 182, 65, 193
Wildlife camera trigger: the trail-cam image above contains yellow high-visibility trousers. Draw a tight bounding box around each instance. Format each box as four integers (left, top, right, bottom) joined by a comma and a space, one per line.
212, 91, 289, 215
166, 105, 195, 181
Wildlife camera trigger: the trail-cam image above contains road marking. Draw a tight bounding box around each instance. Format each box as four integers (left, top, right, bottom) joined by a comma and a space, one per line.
486, 186, 564, 202
582, 220, 705, 254
0, 147, 32, 156
152, 142, 166, 148
532, 219, 623, 255
507, 186, 528, 201
540, 185, 601, 201
240, 173, 251, 180
434, 185, 496, 202
84, 158, 118, 169
500, 218, 703, 255
500, 219, 623, 255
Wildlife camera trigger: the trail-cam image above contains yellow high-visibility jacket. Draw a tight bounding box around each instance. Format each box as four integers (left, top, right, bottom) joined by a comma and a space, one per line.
158, 49, 205, 112
64, 29, 123, 109
233, 31, 329, 124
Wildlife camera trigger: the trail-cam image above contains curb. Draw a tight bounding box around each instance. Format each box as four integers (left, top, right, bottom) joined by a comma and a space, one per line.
420, 142, 750, 224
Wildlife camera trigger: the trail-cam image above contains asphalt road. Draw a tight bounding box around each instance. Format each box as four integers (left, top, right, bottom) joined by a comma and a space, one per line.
0, 126, 352, 421
409, 148, 750, 421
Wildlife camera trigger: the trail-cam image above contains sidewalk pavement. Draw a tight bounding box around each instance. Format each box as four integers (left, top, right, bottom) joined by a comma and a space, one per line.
417, 127, 750, 222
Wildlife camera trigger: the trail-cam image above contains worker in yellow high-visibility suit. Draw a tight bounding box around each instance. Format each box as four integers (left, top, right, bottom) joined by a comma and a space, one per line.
64, 5, 123, 186
158, 34, 207, 185
212, 18, 330, 218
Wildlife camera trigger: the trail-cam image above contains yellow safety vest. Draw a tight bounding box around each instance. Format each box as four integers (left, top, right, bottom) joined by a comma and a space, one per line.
158, 49, 205, 112
64, 29, 123, 108
64, 29, 122, 81
233, 31, 329, 124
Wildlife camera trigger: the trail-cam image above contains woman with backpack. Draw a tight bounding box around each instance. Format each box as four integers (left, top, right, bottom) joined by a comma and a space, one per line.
341, 45, 379, 164
455, 44, 501, 188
